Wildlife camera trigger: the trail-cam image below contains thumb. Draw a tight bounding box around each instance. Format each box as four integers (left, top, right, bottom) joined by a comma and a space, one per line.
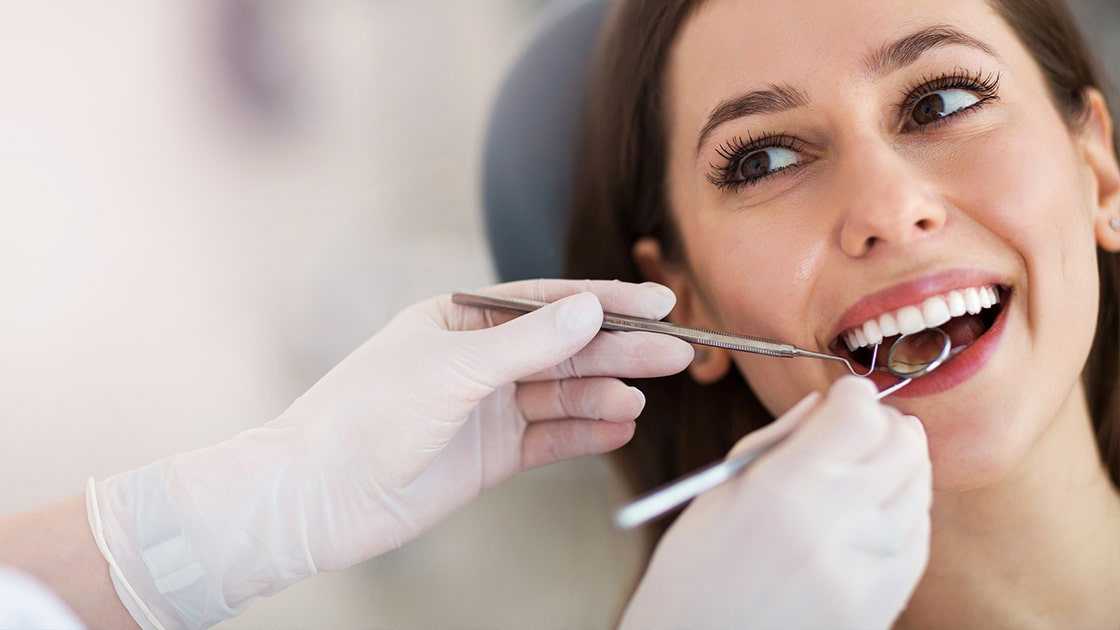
461, 292, 604, 388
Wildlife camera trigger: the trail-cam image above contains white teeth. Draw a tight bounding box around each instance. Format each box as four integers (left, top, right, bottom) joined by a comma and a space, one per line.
980, 286, 998, 308
896, 305, 925, 335
964, 287, 982, 314
863, 318, 883, 347
947, 290, 966, 317
879, 312, 900, 337
921, 296, 951, 327
840, 284, 1002, 350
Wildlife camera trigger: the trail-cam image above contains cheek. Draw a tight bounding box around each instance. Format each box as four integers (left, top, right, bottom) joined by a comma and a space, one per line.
676, 205, 832, 416
946, 118, 1094, 256
685, 210, 827, 333
955, 119, 1100, 336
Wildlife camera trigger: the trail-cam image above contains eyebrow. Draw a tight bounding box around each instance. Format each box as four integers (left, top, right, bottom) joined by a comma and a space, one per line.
696, 84, 807, 153
863, 24, 999, 79
695, 25, 1000, 153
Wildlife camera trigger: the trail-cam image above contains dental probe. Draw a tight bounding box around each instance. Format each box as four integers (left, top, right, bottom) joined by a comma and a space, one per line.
613, 328, 951, 529
451, 290, 877, 377
450, 290, 952, 529
613, 379, 907, 530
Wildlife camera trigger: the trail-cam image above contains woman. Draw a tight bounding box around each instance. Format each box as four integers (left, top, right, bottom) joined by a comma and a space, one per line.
568, 0, 1120, 626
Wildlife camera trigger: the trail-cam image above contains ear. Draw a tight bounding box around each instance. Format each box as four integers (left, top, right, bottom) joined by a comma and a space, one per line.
632, 237, 732, 384
1080, 88, 1120, 252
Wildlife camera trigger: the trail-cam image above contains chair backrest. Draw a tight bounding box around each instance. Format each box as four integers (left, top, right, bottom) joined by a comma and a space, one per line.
481, 0, 612, 281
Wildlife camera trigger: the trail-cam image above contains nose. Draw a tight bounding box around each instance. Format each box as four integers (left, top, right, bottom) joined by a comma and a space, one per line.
837, 137, 946, 257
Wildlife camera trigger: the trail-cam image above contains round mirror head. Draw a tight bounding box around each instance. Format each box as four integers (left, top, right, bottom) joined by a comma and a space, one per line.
886, 327, 952, 379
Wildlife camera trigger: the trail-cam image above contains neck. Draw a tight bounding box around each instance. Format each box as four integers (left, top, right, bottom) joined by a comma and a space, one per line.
896, 382, 1120, 628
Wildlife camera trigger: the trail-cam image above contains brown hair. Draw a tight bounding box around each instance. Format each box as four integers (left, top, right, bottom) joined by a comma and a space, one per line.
564, 0, 1120, 518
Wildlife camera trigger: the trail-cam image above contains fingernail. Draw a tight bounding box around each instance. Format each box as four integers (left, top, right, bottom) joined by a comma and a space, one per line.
630, 386, 647, 408
834, 374, 878, 397
900, 414, 926, 437
641, 282, 677, 311
556, 293, 603, 337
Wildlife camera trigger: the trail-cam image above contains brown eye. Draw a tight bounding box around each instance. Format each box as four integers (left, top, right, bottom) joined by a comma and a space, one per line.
909, 89, 981, 126
733, 147, 798, 182
738, 151, 771, 178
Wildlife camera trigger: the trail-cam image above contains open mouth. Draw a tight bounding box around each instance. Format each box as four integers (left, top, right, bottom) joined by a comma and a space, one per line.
831, 284, 1007, 372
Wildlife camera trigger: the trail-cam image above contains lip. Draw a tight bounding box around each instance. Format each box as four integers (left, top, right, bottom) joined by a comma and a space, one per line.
868, 289, 1008, 397
828, 269, 1006, 341
827, 269, 1009, 398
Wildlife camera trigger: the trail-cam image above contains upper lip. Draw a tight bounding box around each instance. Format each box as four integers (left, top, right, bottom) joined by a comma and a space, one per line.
827, 269, 1006, 346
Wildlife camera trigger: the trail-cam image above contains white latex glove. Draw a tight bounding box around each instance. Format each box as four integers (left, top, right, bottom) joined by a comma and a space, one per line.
620, 376, 932, 630
87, 279, 694, 630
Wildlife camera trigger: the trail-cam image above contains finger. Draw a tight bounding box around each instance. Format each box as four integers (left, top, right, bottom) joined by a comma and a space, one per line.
781, 376, 892, 464
847, 445, 932, 557
516, 378, 646, 423
521, 419, 637, 469
841, 411, 931, 508
728, 390, 823, 459
518, 330, 694, 382
868, 510, 932, 630
450, 292, 605, 390
843, 511, 930, 629
483, 278, 678, 320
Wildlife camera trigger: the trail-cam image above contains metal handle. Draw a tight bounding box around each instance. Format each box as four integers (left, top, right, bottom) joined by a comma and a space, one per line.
452, 291, 799, 358
612, 379, 906, 529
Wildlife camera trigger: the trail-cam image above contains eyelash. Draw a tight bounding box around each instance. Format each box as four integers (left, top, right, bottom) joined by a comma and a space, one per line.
707, 68, 1002, 192
706, 132, 803, 191
897, 68, 1002, 130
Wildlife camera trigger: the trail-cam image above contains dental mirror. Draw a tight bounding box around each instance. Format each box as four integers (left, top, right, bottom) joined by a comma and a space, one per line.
885, 327, 953, 378
613, 328, 953, 530
873, 327, 952, 399
449, 290, 957, 528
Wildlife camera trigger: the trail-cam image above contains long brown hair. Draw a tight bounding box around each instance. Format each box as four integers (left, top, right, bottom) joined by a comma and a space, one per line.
564, 0, 1120, 515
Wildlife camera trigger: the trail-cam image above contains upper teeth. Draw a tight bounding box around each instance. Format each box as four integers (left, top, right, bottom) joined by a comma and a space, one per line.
843, 285, 1000, 351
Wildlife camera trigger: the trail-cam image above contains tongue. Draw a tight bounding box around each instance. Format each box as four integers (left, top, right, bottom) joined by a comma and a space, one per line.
939, 313, 987, 348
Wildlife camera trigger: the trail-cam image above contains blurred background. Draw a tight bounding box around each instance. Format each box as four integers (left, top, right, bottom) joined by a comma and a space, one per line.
0, 1, 1117, 628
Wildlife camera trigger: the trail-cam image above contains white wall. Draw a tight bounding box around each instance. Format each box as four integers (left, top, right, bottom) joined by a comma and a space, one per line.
0, 1, 646, 627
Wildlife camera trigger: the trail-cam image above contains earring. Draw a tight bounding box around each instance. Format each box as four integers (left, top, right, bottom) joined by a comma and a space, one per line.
694, 348, 711, 364
1111, 218, 1120, 231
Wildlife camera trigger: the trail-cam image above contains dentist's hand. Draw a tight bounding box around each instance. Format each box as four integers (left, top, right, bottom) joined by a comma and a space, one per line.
89, 279, 694, 629
620, 376, 932, 630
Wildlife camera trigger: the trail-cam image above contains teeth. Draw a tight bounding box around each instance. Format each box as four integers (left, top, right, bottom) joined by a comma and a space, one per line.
879, 312, 899, 337
921, 296, 951, 327
841, 284, 1001, 350
947, 290, 966, 317
964, 289, 982, 314
897, 305, 925, 335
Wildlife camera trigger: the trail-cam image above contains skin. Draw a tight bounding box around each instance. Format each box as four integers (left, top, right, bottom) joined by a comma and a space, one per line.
0, 495, 137, 628
635, 0, 1120, 625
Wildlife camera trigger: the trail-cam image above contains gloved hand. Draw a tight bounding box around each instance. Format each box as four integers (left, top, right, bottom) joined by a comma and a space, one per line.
87, 279, 694, 630
620, 376, 932, 630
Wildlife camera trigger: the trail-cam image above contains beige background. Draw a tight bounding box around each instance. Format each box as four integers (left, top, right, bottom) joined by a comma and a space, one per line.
1, 1, 1116, 628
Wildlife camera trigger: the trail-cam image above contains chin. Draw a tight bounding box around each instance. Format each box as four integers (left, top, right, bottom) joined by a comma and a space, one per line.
926, 423, 1034, 495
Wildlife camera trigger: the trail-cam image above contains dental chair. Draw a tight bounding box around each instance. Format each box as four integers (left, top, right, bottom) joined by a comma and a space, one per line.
481, 0, 612, 281
474, 2, 652, 627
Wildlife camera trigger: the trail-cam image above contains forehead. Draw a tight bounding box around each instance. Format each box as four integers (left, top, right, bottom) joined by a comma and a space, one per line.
666, 0, 1024, 132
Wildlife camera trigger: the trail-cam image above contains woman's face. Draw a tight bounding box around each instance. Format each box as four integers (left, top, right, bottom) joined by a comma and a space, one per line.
649, 0, 1120, 490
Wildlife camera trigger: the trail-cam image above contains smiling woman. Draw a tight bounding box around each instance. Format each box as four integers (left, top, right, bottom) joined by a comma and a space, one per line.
567, 0, 1120, 626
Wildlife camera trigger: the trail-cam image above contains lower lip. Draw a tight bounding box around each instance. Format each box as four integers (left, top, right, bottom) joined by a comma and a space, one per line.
866, 295, 1009, 398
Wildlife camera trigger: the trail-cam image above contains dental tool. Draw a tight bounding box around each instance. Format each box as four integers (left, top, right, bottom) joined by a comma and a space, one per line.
454, 291, 901, 379
448, 290, 953, 529
612, 327, 951, 529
